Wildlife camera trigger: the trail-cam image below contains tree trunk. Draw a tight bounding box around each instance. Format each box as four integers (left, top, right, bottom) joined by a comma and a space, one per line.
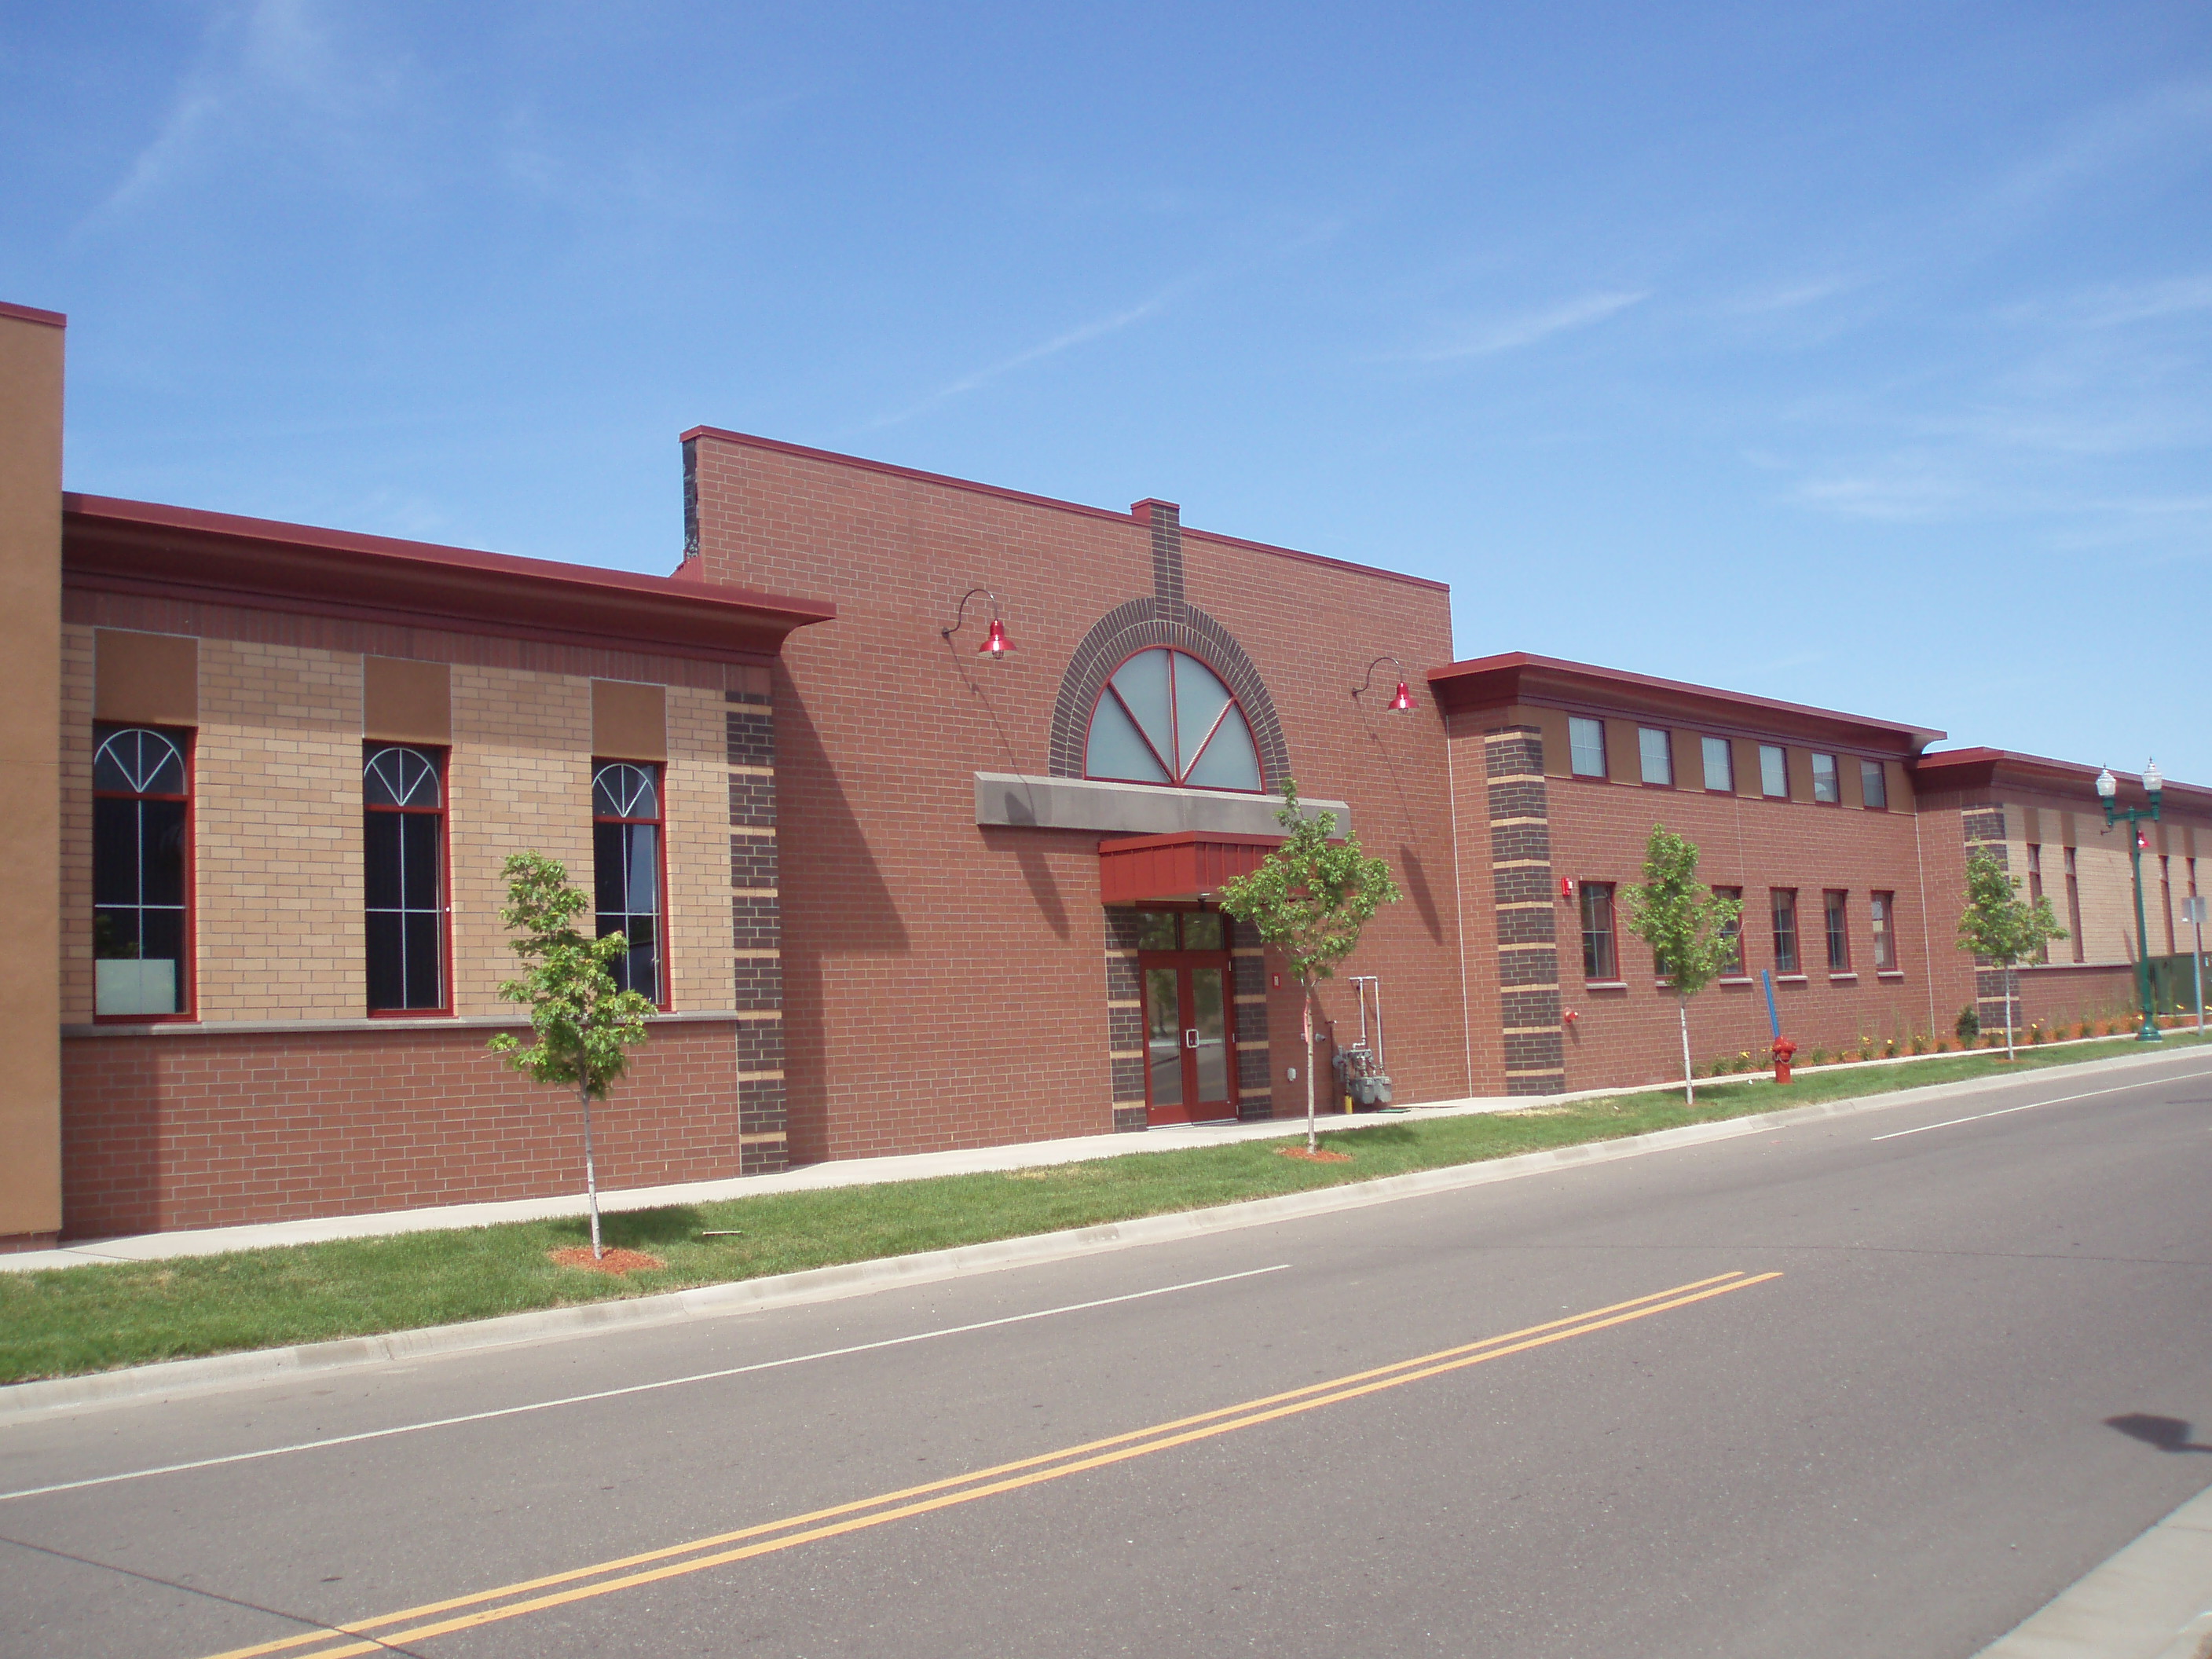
2004, 965, 2016, 1062
1303, 977, 1318, 1154
1678, 994, 1695, 1107
579, 1082, 602, 1259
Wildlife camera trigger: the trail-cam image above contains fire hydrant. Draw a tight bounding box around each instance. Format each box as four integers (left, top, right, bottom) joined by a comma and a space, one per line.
1771, 1036, 1798, 1085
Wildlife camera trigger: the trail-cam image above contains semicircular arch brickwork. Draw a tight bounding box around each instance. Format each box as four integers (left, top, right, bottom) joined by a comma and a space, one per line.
1048, 598, 1291, 788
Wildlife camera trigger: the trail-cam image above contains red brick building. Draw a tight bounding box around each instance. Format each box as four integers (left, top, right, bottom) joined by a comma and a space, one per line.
2, 300, 2205, 1247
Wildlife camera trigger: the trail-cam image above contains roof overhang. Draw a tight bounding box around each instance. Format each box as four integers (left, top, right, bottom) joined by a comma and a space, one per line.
1908, 748, 2212, 815
1098, 831, 1285, 905
63, 494, 836, 665
1426, 651, 1944, 755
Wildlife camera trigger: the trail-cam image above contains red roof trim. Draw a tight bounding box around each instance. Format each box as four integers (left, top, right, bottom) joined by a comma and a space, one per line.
1097, 831, 1288, 854
1426, 650, 1945, 749
683, 427, 1450, 593
63, 494, 835, 664
1909, 748, 2212, 810
0, 299, 66, 328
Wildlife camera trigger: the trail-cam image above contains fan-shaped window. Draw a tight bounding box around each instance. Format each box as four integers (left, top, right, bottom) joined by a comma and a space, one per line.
364, 745, 447, 1012
1085, 650, 1264, 792
593, 761, 664, 1002
93, 725, 191, 1016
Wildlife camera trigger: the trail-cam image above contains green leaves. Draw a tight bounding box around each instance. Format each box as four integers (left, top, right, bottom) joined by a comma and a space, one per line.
1620, 825, 1741, 1002
1216, 780, 1401, 987
486, 851, 655, 1101
1957, 849, 2067, 969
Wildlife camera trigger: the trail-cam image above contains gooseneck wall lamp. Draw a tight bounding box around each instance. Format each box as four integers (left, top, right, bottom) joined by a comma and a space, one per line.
941, 588, 1013, 661
2096, 760, 2165, 1042
1354, 656, 1415, 712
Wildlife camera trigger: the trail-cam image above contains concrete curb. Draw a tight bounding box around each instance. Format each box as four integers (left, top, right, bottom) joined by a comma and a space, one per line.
5, 1043, 2207, 1423
1973, 1480, 2212, 1658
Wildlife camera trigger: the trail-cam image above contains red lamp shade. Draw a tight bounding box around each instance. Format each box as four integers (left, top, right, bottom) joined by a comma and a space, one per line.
1389, 679, 1412, 712
980, 617, 1010, 657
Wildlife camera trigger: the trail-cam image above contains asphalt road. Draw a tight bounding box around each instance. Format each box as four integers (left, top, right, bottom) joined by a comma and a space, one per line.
6, 1049, 2212, 1659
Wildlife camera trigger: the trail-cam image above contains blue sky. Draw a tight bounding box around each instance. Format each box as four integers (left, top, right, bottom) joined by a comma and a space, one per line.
5, 2, 2209, 781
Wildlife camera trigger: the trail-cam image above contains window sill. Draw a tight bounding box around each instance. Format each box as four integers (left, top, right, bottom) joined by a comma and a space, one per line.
1829, 972, 1859, 983
1584, 980, 1629, 991
1877, 970, 1906, 980
1717, 976, 1756, 987
1774, 974, 1809, 984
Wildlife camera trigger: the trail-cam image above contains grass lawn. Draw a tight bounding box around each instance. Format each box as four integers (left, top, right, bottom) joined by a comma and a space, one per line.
3, 1031, 2203, 1386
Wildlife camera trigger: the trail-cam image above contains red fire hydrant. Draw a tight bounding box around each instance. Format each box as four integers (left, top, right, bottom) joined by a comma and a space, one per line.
1771, 1036, 1798, 1085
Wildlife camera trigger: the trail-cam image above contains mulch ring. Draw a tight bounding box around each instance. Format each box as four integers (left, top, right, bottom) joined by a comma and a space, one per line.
548, 1246, 666, 1276
1276, 1145, 1353, 1163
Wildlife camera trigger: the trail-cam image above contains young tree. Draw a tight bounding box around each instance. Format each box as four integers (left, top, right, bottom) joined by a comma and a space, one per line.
487, 851, 657, 1258
1217, 781, 1402, 1153
1956, 849, 2067, 1061
1620, 825, 1744, 1106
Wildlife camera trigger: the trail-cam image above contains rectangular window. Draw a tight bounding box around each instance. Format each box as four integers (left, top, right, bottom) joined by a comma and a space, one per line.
1771, 889, 1799, 974
1860, 759, 1888, 809
1701, 735, 1733, 793
1811, 753, 1840, 804
1569, 716, 1607, 778
2027, 846, 2048, 962
1713, 885, 1745, 976
1870, 891, 1895, 972
93, 724, 192, 1018
1760, 744, 1788, 798
1825, 890, 1851, 971
1638, 727, 1673, 786
364, 745, 449, 1013
2065, 847, 2084, 961
594, 760, 666, 1004
1580, 882, 1617, 981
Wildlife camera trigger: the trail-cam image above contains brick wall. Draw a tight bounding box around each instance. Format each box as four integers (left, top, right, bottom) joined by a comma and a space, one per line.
60, 1020, 746, 1237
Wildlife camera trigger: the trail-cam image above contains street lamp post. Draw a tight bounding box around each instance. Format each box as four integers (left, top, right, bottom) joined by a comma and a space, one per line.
2097, 760, 2166, 1042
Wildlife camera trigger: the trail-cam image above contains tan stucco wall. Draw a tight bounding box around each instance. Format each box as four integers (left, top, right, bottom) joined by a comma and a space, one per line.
0, 309, 64, 1237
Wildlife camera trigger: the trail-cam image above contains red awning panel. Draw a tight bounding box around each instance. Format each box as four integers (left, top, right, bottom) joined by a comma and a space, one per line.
1097, 831, 1283, 905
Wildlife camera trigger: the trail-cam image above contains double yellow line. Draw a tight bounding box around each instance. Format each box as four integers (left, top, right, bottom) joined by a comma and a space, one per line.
201, 1269, 1779, 1659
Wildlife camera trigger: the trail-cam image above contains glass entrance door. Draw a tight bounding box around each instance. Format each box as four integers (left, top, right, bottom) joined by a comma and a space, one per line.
1136, 910, 1236, 1124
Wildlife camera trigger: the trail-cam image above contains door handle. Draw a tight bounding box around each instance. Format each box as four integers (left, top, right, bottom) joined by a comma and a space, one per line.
1184, 1028, 1199, 1049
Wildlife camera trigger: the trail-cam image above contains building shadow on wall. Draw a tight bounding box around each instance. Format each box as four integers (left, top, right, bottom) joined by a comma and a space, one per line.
980, 826, 1071, 939
1397, 845, 1443, 943
774, 684, 910, 1166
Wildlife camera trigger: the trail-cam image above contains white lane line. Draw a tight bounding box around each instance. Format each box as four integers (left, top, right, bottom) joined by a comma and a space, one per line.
0, 1263, 1292, 1503
1872, 1071, 2212, 1142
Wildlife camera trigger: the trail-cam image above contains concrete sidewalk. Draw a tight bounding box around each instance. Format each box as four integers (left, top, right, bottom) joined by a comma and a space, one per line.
2, 1034, 2183, 1275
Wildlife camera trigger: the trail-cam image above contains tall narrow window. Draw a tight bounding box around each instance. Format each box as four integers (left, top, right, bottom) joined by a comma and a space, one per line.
2027, 847, 2048, 962
2064, 847, 2084, 961
1772, 889, 1800, 974
1871, 892, 1896, 972
1825, 890, 1851, 972
1569, 716, 1607, 778
1811, 753, 1840, 804
1701, 736, 1733, 793
93, 725, 191, 1017
1638, 727, 1672, 786
594, 761, 665, 1002
1580, 882, 1617, 981
364, 745, 447, 1012
1713, 885, 1745, 976
1860, 760, 1888, 809
1760, 744, 1788, 798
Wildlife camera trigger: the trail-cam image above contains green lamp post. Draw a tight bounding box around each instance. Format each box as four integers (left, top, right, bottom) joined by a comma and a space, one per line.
2096, 760, 2165, 1042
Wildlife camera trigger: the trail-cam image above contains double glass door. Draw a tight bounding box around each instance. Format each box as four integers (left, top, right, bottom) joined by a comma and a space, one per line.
1134, 910, 1236, 1125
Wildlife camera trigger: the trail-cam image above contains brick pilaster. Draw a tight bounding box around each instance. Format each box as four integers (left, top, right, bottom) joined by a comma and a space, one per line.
727, 687, 786, 1172
1104, 908, 1148, 1132
1488, 725, 1565, 1094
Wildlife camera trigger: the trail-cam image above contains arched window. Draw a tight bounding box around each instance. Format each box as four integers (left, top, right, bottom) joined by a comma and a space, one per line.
592, 761, 664, 1002
364, 745, 447, 1012
1084, 649, 1265, 791
93, 725, 191, 1016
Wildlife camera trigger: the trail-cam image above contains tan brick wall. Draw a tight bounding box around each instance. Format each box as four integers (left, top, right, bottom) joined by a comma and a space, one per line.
196, 638, 364, 1020
665, 683, 737, 1013
58, 624, 94, 1024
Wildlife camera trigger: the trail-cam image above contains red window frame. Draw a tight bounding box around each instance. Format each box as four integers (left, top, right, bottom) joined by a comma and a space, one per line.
90, 723, 197, 1024
1824, 889, 1851, 972
1771, 888, 1800, 975
1084, 647, 1266, 793
1580, 881, 1619, 981
1870, 891, 1897, 972
1712, 885, 1746, 976
593, 757, 673, 1012
364, 743, 453, 1016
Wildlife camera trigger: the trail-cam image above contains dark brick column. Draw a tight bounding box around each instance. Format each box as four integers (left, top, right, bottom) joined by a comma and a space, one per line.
1231, 917, 1271, 1119
727, 688, 786, 1173
1961, 805, 2016, 1038
1488, 725, 1566, 1094
1104, 909, 1148, 1132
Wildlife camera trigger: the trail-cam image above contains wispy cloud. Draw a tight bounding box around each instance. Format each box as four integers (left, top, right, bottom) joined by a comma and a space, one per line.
1397, 289, 1648, 363
1723, 276, 1862, 316
866, 295, 1170, 428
